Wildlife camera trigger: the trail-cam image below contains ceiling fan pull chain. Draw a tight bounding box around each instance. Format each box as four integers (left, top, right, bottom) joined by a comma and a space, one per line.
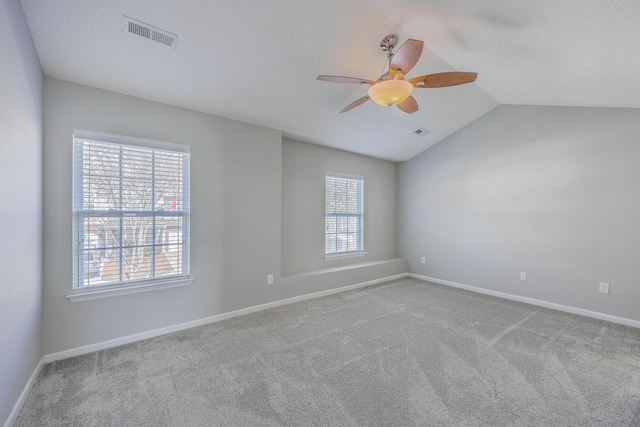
379, 56, 389, 80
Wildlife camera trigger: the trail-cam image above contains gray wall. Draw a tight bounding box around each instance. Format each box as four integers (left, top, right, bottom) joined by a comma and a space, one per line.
42, 78, 282, 355
42, 78, 404, 356
0, 0, 43, 423
398, 105, 640, 322
281, 138, 397, 275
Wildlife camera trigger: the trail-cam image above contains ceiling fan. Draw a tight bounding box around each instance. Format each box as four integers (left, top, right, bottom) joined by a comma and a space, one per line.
317, 34, 477, 114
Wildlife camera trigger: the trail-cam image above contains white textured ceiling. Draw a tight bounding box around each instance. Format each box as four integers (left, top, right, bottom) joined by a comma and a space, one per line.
19, 0, 640, 161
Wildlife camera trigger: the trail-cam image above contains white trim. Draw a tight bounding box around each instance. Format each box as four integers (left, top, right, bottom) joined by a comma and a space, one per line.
281, 258, 405, 279
325, 171, 364, 180
45, 273, 408, 363
324, 251, 366, 260
67, 277, 193, 303
3, 357, 44, 427
410, 274, 640, 329
73, 129, 189, 153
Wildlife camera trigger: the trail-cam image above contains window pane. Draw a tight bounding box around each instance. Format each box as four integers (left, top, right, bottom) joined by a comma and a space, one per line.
125, 246, 153, 281
80, 248, 104, 287
335, 179, 347, 213
122, 146, 153, 180
83, 143, 119, 175
83, 217, 104, 248
84, 175, 120, 210
347, 181, 358, 212
347, 234, 357, 251
336, 233, 348, 252
73, 136, 190, 289
337, 216, 348, 233
154, 217, 183, 246
156, 244, 182, 277
155, 151, 185, 211
155, 189, 183, 212
100, 249, 121, 284
100, 217, 123, 250
122, 178, 153, 210
121, 215, 153, 247
325, 234, 335, 254
325, 175, 363, 255
325, 216, 336, 233
348, 216, 358, 233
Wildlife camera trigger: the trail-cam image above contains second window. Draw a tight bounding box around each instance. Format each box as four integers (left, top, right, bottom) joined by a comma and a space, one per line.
325, 173, 364, 256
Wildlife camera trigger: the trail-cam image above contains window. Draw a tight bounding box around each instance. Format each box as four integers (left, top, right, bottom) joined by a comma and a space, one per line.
325, 173, 364, 256
72, 131, 190, 291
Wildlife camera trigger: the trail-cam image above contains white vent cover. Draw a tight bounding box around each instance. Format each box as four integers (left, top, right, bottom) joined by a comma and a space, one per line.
123, 16, 177, 50
414, 128, 430, 136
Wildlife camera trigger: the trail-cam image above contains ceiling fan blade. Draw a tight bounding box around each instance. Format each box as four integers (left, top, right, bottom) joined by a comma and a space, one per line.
340, 95, 370, 113
390, 39, 423, 77
410, 72, 478, 88
397, 96, 418, 114
317, 75, 375, 85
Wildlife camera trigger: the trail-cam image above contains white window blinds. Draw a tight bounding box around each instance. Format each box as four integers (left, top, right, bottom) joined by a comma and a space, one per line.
325, 174, 364, 255
72, 131, 190, 289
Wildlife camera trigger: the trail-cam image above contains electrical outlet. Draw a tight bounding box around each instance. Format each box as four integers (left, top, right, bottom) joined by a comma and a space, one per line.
599, 282, 610, 294
267, 274, 274, 285
520, 272, 527, 281
421, 257, 425, 264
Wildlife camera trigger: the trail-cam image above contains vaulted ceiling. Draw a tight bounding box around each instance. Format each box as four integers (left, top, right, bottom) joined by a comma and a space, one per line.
20, 0, 640, 161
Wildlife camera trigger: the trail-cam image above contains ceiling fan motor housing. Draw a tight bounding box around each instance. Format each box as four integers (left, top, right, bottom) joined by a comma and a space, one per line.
380, 34, 398, 51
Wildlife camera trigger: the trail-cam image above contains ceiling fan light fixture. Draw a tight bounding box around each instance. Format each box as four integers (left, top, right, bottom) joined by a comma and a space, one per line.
368, 79, 413, 107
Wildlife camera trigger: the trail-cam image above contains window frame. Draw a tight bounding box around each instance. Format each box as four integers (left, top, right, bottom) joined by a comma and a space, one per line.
70, 130, 191, 300
324, 172, 365, 259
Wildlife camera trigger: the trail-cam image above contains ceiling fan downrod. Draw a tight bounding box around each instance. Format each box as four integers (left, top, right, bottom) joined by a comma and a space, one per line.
380, 34, 398, 76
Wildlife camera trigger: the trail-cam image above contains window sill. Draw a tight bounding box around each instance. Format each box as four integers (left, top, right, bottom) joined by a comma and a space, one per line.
66, 277, 193, 303
324, 251, 366, 261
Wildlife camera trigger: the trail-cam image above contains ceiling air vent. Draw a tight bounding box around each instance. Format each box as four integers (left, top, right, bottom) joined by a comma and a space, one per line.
123, 16, 177, 50
414, 128, 430, 137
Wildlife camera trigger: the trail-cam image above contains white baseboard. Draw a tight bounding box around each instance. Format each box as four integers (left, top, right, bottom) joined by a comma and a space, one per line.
43, 273, 409, 364
36, 269, 640, 357
3, 357, 44, 427
22, 271, 637, 426
410, 273, 640, 329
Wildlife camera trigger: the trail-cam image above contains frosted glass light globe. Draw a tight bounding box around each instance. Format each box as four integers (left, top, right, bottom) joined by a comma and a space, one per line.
368, 80, 414, 106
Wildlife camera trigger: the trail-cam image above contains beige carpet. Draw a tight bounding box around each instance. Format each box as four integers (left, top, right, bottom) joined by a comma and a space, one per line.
15, 278, 640, 426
